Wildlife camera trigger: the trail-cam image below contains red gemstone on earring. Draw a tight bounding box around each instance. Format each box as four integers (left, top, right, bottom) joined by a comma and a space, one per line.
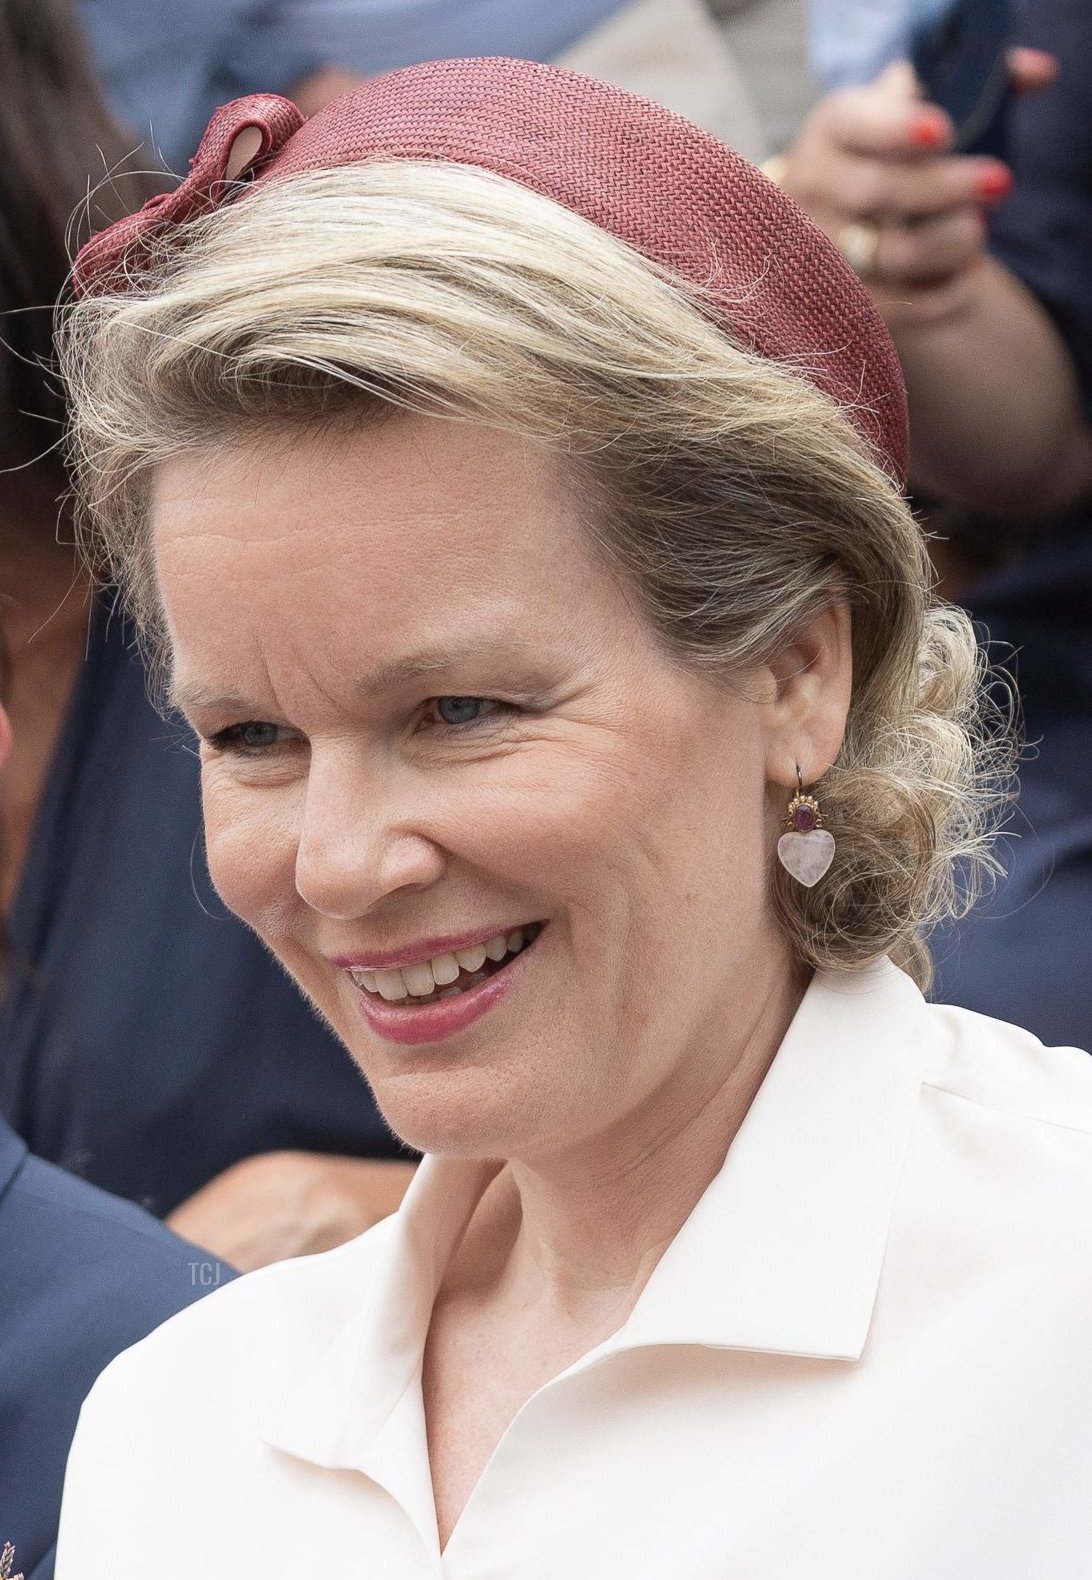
793, 804, 817, 832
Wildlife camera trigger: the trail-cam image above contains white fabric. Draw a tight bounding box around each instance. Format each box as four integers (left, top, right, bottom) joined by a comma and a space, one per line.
56, 959, 1092, 1577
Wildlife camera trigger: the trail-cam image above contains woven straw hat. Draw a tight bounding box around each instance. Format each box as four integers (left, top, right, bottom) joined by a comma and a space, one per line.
72, 56, 908, 483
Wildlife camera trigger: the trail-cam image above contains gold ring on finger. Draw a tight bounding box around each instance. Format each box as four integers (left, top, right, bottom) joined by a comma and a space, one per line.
837, 219, 881, 278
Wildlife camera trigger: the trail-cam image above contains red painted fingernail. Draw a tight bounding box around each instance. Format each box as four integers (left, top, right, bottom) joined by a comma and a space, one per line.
910, 114, 947, 149
976, 167, 1013, 200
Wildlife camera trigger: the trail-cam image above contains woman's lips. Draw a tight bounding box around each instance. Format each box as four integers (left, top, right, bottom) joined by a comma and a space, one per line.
349, 925, 542, 1046
334, 922, 534, 973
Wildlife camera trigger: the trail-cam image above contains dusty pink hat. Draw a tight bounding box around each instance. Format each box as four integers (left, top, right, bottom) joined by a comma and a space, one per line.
73, 56, 908, 484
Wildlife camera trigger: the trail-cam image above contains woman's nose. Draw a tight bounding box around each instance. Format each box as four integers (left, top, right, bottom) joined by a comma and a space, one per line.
293, 750, 445, 919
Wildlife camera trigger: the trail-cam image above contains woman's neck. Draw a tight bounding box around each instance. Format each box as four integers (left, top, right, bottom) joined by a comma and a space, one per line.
447, 949, 807, 1327
513, 957, 805, 1311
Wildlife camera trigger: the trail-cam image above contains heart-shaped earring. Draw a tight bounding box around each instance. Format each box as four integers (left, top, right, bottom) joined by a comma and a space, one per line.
776, 769, 835, 888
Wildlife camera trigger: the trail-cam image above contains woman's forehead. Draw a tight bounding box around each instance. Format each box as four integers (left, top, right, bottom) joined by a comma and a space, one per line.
150, 415, 643, 707
151, 415, 574, 551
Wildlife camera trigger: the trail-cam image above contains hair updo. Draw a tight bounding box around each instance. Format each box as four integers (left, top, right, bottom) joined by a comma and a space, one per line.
58, 158, 1009, 989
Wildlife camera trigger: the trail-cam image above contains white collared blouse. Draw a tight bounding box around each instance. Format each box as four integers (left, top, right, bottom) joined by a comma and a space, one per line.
56, 960, 1092, 1578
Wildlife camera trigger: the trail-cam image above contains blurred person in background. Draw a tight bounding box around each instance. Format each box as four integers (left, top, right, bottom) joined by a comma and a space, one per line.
76, 0, 365, 172
0, 0, 414, 1269
0, 693, 231, 1580
77, 0, 768, 174
775, 0, 1092, 1048
807, 0, 948, 89
256, 0, 767, 156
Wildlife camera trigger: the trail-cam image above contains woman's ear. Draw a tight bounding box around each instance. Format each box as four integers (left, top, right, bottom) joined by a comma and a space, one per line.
761, 599, 853, 789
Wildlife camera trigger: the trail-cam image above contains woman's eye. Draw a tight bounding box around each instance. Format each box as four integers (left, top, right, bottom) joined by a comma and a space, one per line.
208, 721, 289, 753
430, 696, 499, 727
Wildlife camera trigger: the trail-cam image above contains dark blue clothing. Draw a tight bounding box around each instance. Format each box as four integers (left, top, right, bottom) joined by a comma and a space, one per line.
0, 1115, 231, 1580
0, 606, 399, 1218
990, 0, 1092, 404
931, 0, 1092, 1049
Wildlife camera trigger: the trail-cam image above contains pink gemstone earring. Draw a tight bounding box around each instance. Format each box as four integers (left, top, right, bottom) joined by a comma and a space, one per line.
776, 768, 836, 888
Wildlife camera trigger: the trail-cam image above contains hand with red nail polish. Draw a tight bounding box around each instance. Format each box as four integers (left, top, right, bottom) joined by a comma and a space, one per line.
772, 59, 1031, 320
767, 19, 1092, 532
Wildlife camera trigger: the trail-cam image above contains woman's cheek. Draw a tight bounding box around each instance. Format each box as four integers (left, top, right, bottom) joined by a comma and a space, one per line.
200, 768, 301, 935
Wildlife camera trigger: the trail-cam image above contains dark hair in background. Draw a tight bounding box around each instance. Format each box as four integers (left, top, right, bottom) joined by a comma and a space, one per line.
1, 0, 154, 991
1, 556, 9, 992
0, 0, 155, 488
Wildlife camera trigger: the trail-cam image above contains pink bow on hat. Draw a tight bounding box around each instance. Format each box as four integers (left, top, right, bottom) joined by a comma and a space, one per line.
72, 93, 304, 298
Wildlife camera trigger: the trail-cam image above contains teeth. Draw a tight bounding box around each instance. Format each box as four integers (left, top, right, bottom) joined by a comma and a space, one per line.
455, 943, 488, 972
431, 952, 460, 986
350, 924, 539, 1004
374, 969, 407, 1002
402, 961, 436, 997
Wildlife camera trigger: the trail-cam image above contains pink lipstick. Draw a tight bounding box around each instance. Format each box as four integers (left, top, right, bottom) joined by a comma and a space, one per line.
346, 923, 544, 1046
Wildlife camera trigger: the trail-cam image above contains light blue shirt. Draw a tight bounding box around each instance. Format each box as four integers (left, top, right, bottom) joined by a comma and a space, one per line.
255, 0, 628, 76
807, 0, 950, 88
79, 0, 321, 171
80, 0, 627, 172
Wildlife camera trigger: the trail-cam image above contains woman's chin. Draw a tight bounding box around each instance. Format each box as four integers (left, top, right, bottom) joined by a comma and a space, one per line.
361, 1063, 557, 1162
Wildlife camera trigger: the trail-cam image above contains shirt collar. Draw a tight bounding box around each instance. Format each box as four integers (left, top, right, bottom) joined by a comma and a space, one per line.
262, 957, 929, 1474
615, 956, 928, 1360
261, 1155, 496, 1472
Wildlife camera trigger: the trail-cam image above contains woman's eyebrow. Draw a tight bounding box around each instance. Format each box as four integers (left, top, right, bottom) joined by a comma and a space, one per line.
169, 681, 253, 716
169, 636, 546, 714
362, 635, 542, 691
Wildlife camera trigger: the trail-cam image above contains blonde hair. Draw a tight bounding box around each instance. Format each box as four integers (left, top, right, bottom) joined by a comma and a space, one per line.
59, 160, 1010, 988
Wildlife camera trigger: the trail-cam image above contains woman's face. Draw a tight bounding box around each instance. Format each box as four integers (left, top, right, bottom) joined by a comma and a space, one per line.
154, 415, 799, 1163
